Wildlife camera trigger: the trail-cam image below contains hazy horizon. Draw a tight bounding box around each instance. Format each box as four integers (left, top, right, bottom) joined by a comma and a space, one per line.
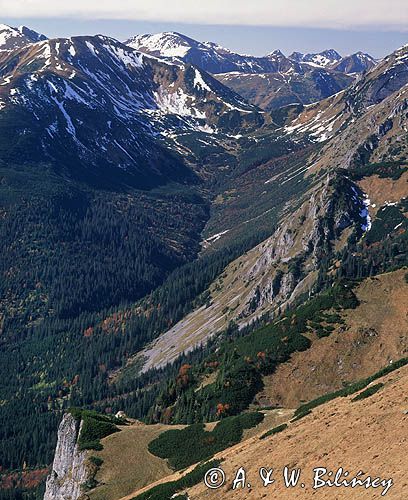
2, 18, 408, 59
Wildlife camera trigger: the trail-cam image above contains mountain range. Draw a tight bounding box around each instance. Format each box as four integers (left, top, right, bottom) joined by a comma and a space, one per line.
126, 32, 376, 75
0, 23, 406, 500
0, 25, 377, 113
126, 32, 377, 111
0, 33, 264, 189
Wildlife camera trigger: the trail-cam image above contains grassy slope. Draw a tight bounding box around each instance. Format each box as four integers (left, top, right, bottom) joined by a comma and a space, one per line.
119, 362, 408, 499
89, 268, 407, 499
87, 410, 291, 500
88, 423, 185, 500
257, 268, 408, 408
184, 363, 408, 499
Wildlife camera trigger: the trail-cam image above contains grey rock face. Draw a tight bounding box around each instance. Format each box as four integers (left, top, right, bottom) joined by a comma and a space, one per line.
242, 172, 365, 316
44, 413, 88, 500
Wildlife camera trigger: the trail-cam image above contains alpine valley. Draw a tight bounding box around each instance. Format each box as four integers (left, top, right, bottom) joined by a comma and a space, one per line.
0, 24, 407, 500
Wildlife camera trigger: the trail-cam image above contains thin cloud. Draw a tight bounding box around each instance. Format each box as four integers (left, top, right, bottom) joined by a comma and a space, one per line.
3, 0, 408, 30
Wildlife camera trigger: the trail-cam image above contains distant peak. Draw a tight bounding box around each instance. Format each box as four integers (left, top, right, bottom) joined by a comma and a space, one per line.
269, 49, 285, 57
0, 23, 47, 50
125, 31, 199, 59
320, 48, 341, 58
0, 23, 17, 33
18, 25, 47, 42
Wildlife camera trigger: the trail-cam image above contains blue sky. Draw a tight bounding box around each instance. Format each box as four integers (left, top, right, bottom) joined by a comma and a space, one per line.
2, 0, 408, 58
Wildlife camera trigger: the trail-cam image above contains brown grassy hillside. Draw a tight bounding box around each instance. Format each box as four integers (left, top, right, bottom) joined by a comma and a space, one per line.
257, 268, 408, 408
88, 422, 184, 500
184, 364, 408, 499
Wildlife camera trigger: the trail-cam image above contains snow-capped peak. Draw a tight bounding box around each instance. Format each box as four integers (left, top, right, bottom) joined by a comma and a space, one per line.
290, 49, 342, 68
288, 48, 377, 74
125, 32, 298, 74
267, 49, 285, 58
0, 23, 46, 51
126, 32, 194, 59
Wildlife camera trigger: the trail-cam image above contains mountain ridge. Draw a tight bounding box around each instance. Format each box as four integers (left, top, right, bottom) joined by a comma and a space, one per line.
0, 26, 407, 500
0, 34, 266, 187
126, 31, 376, 75
0, 23, 46, 51
125, 32, 376, 111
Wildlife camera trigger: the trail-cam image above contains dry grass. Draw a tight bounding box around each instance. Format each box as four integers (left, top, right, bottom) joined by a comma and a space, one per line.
88, 421, 184, 500
243, 408, 294, 440
256, 268, 408, 408
96, 270, 408, 500
122, 365, 408, 500
186, 364, 408, 499
357, 171, 408, 217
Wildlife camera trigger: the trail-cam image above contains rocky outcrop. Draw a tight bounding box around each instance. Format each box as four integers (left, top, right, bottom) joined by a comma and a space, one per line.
44, 413, 89, 500
242, 172, 365, 314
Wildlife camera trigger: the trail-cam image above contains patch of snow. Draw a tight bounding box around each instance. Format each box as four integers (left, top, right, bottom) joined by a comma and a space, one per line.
103, 43, 144, 69
85, 41, 97, 56
47, 81, 77, 137
154, 86, 205, 119
202, 229, 230, 247
63, 81, 92, 106
193, 69, 212, 92
128, 32, 191, 58
0, 24, 19, 47
360, 196, 372, 232
0, 75, 13, 86
40, 42, 52, 67
68, 44, 76, 57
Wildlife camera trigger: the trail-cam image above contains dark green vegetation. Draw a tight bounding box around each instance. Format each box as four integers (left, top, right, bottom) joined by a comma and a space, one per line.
89, 456, 104, 467
337, 203, 408, 278
148, 412, 263, 470
319, 168, 408, 291
0, 113, 316, 471
203, 141, 315, 246
0, 486, 45, 500
350, 160, 407, 181
293, 357, 408, 420
131, 460, 221, 500
351, 383, 384, 402
0, 163, 208, 321
0, 162, 206, 469
68, 409, 124, 451
291, 409, 312, 422
0, 144, 291, 469
259, 423, 288, 440
365, 205, 407, 245
147, 282, 358, 425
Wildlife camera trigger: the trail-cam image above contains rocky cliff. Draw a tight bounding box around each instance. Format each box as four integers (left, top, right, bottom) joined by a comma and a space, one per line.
44, 413, 89, 500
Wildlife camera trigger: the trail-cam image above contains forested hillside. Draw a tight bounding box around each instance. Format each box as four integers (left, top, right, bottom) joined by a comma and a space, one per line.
0, 25, 407, 500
